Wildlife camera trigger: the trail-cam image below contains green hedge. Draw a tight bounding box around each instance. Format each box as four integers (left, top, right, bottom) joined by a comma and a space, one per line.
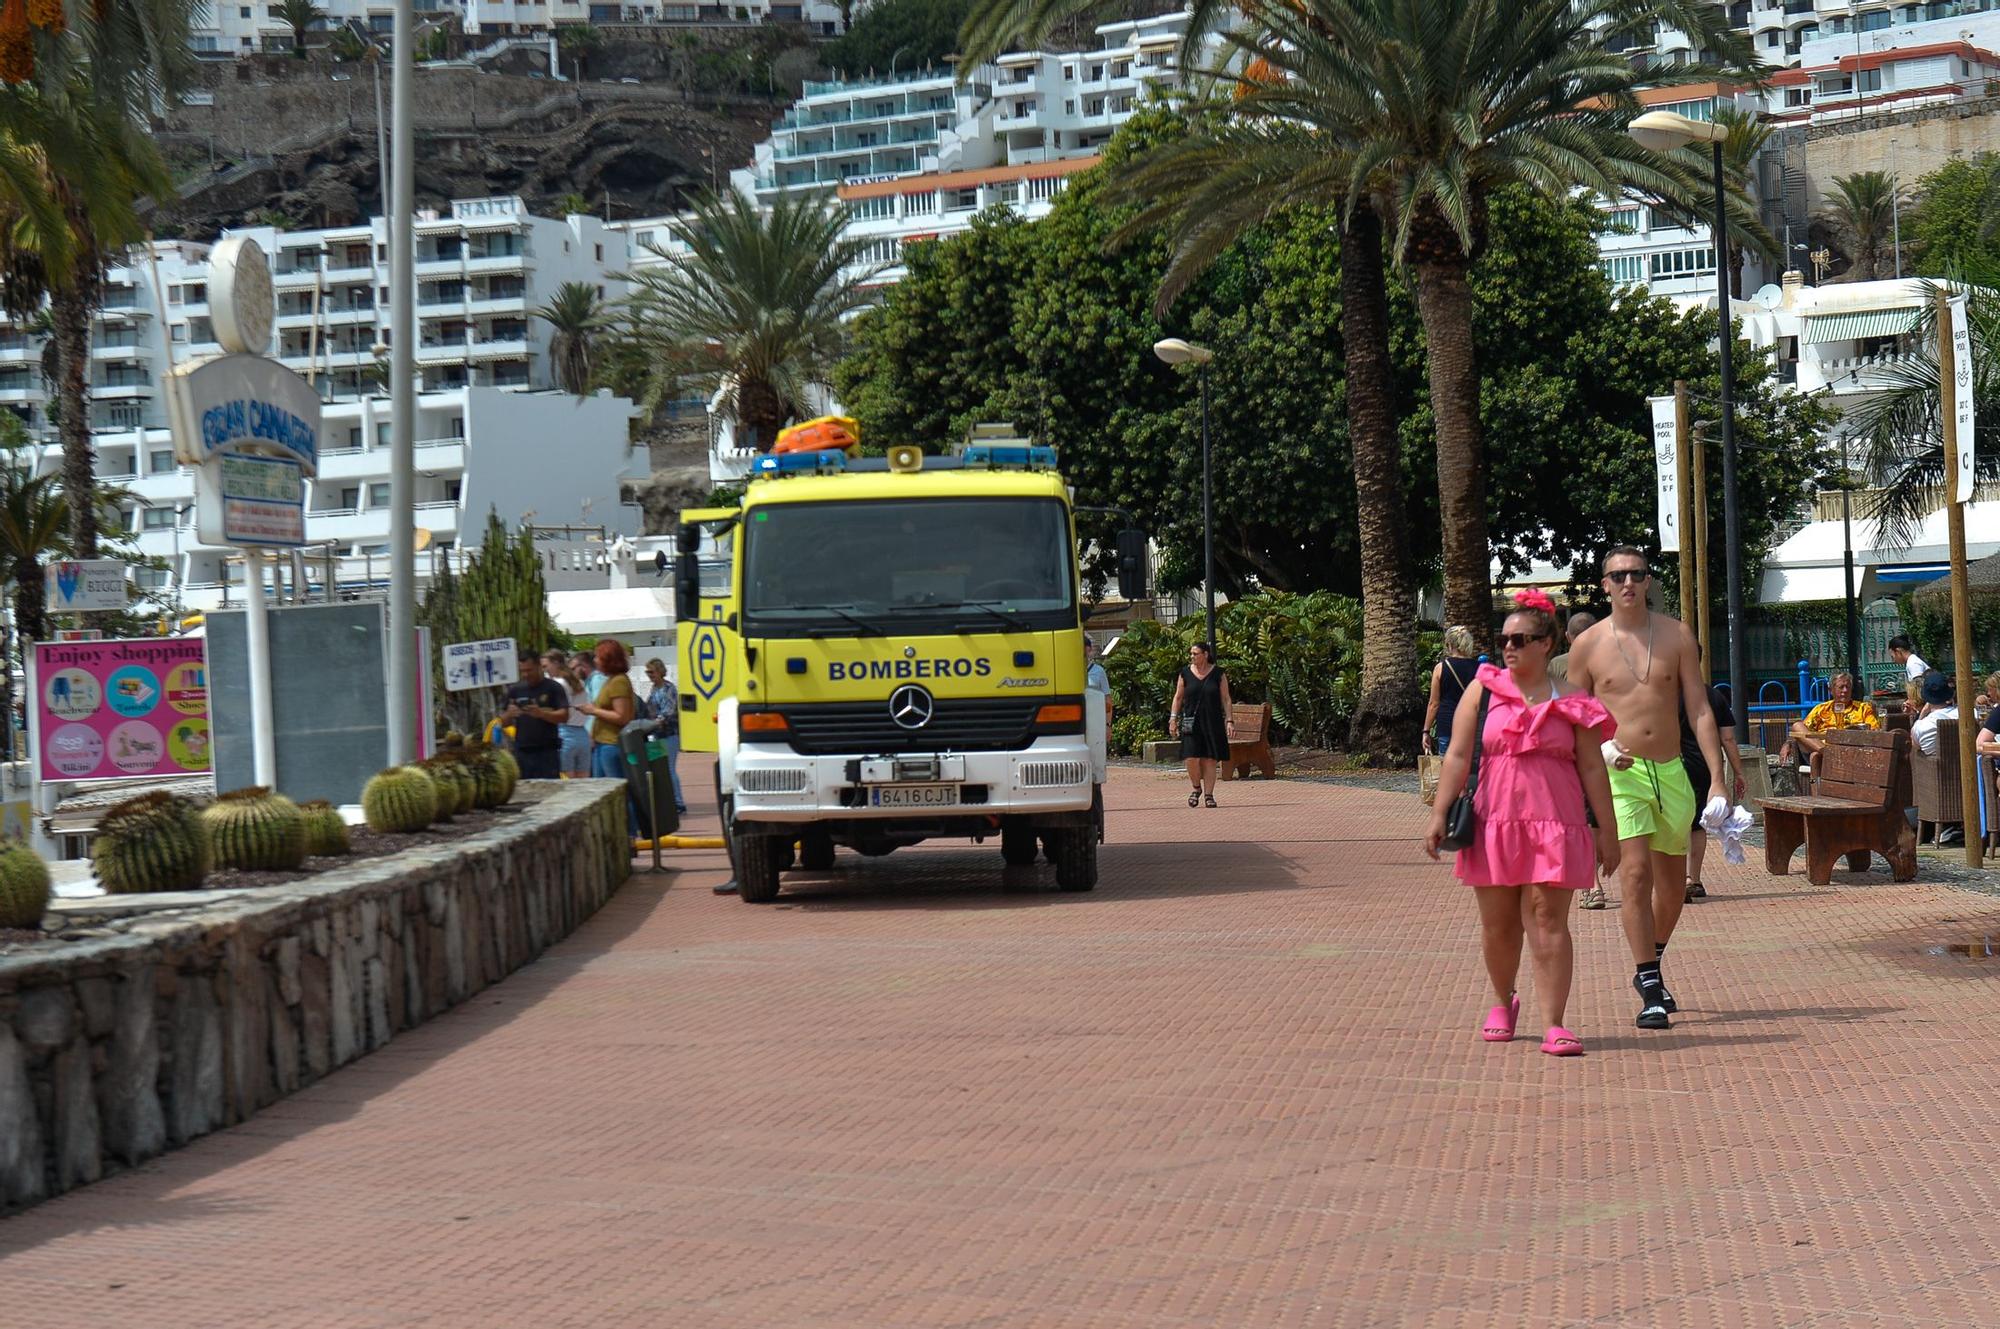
1104, 591, 1435, 752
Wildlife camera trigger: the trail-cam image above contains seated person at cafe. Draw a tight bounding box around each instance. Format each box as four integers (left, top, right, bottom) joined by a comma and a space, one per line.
1784, 670, 1881, 765
1914, 670, 1966, 846
1912, 669, 1958, 758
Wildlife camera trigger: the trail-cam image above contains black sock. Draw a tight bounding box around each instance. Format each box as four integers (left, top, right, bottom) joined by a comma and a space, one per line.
1636, 960, 1663, 994
1655, 941, 1668, 960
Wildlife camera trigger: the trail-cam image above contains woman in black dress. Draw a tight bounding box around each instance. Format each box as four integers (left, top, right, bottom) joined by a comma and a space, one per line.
1169, 642, 1235, 807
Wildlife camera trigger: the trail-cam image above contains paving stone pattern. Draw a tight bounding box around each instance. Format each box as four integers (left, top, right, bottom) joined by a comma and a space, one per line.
3, 764, 2000, 1326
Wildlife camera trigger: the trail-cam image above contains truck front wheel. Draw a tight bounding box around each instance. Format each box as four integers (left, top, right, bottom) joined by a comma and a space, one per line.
735, 831, 784, 903
1050, 827, 1097, 890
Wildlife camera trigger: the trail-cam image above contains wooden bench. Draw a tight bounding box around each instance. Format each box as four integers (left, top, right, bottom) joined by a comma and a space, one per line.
1761, 728, 1916, 885
1217, 701, 1276, 780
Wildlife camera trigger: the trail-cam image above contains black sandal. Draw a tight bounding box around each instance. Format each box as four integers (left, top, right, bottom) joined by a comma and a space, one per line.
1188, 790, 1201, 807
1204, 794, 1217, 808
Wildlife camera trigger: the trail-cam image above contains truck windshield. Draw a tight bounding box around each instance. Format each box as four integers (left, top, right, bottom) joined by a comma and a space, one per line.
742, 496, 1075, 636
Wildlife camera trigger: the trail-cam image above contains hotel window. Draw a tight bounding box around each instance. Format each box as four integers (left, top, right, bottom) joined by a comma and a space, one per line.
1603, 205, 1642, 233
142, 508, 175, 530
850, 195, 894, 221
1598, 255, 1645, 285
1648, 246, 1716, 279
901, 190, 937, 214
149, 449, 175, 474
368, 482, 390, 507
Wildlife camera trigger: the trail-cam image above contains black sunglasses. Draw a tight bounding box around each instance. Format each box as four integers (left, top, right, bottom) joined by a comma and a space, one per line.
1498, 631, 1549, 650
1605, 568, 1650, 584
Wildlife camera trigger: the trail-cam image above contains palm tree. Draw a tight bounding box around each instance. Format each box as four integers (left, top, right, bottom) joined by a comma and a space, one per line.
1848, 284, 2000, 551
534, 281, 607, 396
0, 0, 195, 558
619, 190, 879, 450
1107, 118, 1419, 756
0, 461, 66, 648
1823, 170, 1901, 283
1106, 0, 1765, 644
278, 0, 327, 59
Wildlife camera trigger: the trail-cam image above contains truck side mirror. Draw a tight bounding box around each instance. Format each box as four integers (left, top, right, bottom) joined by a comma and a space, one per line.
675, 551, 700, 621
1115, 528, 1149, 602
675, 522, 701, 555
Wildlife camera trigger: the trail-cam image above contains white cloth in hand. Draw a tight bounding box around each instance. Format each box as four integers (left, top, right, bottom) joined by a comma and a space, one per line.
1701, 795, 1729, 834
1719, 804, 1754, 865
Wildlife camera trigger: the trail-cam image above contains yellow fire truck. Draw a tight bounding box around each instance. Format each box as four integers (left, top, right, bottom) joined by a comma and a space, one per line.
674, 434, 1146, 902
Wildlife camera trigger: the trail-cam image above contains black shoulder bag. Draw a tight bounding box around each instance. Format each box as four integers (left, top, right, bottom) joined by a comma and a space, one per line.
1438, 687, 1492, 852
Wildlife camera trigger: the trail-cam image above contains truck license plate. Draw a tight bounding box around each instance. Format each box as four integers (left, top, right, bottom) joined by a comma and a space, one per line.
871, 785, 960, 808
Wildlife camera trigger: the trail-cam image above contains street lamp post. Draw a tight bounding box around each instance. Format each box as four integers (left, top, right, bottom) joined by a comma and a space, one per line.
1629, 109, 1746, 717
1153, 337, 1216, 648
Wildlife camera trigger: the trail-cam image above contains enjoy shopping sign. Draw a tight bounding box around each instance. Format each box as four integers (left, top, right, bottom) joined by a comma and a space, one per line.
30, 638, 210, 783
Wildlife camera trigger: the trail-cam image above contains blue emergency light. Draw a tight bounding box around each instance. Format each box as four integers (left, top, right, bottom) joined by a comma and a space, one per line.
961, 444, 1058, 469
752, 449, 849, 476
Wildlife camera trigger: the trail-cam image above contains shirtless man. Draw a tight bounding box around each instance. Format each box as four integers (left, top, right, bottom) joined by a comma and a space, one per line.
1565, 546, 1727, 1030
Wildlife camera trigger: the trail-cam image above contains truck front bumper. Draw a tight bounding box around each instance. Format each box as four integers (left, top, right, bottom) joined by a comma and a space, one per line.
730, 736, 1097, 823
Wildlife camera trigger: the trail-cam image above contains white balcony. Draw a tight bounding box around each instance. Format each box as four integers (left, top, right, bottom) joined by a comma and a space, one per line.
417, 341, 469, 365
92, 342, 145, 360
274, 269, 320, 290
0, 342, 39, 362
465, 254, 527, 275
92, 382, 152, 400
467, 337, 529, 361
324, 264, 376, 283
322, 306, 378, 325
274, 310, 323, 329
412, 439, 465, 469
466, 295, 527, 316
0, 384, 41, 403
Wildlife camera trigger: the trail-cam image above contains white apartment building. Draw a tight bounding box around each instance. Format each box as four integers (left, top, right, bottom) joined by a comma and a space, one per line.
1590, 0, 2000, 69
1, 195, 644, 609
1764, 36, 2000, 120
0, 195, 627, 440
735, 68, 1001, 207
1589, 86, 1779, 302
51, 386, 642, 611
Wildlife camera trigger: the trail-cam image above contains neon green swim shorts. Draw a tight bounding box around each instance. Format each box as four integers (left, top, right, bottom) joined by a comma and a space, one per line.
1608, 755, 1694, 856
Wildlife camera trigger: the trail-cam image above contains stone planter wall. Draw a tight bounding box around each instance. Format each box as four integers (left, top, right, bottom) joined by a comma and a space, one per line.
0, 782, 629, 1213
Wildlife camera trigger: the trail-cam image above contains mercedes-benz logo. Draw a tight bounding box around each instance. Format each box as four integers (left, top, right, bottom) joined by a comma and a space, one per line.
888, 684, 934, 730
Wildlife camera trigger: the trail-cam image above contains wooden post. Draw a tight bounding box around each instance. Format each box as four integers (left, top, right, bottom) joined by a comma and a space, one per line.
1675, 380, 1696, 638
1939, 288, 1982, 868
1691, 418, 1711, 677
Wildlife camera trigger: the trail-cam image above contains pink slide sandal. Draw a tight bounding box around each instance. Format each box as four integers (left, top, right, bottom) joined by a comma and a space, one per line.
1540, 1026, 1584, 1057
1481, 994, 1521, 1042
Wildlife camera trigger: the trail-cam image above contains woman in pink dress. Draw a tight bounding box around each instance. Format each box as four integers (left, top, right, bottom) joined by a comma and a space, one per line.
1424, 591, 1621, 1057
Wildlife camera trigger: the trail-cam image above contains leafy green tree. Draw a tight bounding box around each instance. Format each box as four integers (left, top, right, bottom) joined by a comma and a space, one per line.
534, 280, 606, 396
418, 511, 564, 735
618, 190, 876, 449
824, 0, 969, 78
1907, 155, 2000, 278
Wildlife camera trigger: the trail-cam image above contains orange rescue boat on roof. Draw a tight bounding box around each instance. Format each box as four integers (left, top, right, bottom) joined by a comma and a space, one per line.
772, 415, 861, 456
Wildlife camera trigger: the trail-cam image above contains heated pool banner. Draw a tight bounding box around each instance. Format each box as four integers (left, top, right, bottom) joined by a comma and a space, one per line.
30, 638, 211, 783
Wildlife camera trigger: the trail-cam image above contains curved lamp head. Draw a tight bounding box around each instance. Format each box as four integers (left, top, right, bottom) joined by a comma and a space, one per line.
1152, 337, 1213, 366
1627, 109, 1730, 152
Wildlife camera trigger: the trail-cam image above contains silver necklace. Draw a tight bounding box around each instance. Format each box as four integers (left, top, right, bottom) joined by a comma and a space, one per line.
1613, 615, 1655, 684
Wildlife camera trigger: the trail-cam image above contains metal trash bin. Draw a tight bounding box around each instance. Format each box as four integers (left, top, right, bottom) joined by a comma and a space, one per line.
618, 719, 680, 844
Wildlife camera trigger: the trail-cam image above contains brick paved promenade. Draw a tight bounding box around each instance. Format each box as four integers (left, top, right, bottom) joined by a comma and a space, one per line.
5, 764, 2000, 1326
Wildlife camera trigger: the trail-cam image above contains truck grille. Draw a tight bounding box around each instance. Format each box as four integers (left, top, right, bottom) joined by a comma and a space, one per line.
777, 698, 1045, 755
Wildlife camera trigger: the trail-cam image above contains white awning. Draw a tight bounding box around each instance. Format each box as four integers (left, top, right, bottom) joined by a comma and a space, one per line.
1803, 307, 1921, 343
547, 587, 676, 638
1758, 564, 1852, 603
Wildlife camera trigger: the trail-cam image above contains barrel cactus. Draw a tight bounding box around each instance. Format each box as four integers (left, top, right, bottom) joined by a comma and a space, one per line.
203, 787, 308, 872
300, 801, 351, 857
466, 740, 519, 804
362, 765, 437, 833
460, 748, 506, 809
93, 791, 209, 894
419, 757, 474, 818
0, 840, 50, 929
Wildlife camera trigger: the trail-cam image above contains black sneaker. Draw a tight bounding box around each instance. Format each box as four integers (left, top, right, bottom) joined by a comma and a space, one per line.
1633, 975, 1671, 1029
712, 879, 738, 895
1659, 982, 1678, 1015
